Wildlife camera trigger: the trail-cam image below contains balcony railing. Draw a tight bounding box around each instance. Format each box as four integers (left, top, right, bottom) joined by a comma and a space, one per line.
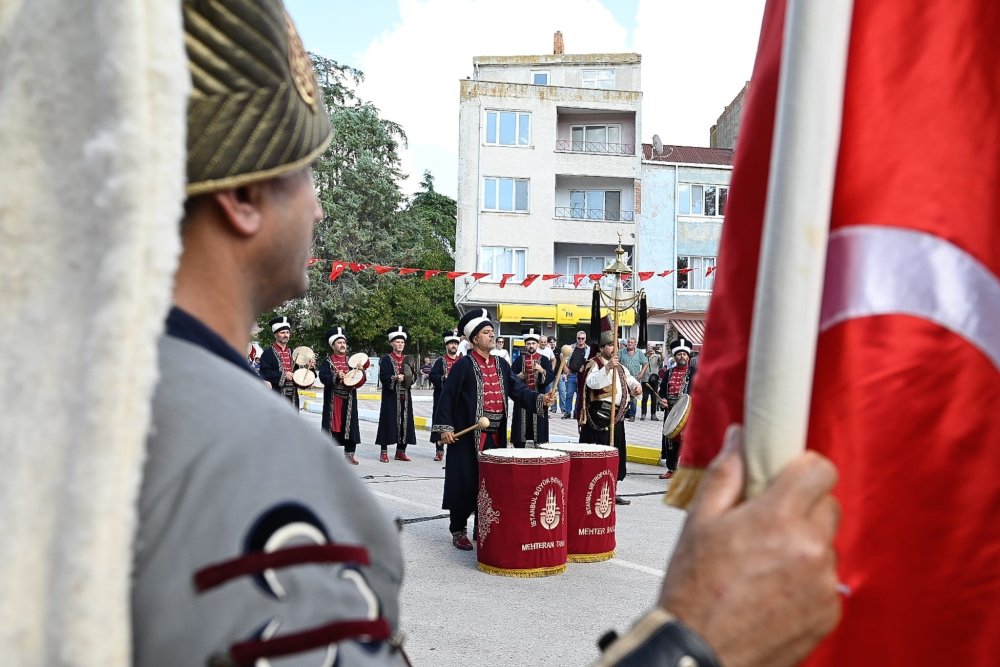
554, 207, 635, 222
552, 274, 635, 291
555, 140, 635, 155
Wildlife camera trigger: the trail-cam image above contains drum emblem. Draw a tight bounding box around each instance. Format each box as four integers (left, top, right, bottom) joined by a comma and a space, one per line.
477, 479, 501, 546
539, 489, 561, 530
594, 482, 613, 520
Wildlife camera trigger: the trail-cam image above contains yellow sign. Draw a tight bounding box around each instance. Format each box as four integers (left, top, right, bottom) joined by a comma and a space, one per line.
556, 304, 635, 326
497, 304, 556, 322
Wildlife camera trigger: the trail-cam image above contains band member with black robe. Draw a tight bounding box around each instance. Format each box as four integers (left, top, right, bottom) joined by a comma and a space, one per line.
429, 328, 461, 462
433, 309, 555, 551
259, 316, 299, 408
579, 316, 642, 505
319, 325, 363, 465
658, 337, 697, 480
375, 326, 417, 462
510, 327, 555, 448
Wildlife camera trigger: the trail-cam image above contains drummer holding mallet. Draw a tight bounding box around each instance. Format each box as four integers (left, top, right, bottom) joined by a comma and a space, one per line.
434, 309, 556, 551
658, 337, 697, 480
319, 325, 364, 465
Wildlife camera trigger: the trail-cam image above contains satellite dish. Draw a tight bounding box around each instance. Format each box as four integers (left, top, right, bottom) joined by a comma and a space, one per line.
652, 134, 663, 157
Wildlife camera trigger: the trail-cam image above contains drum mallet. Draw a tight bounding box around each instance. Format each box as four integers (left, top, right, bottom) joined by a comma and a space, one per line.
449, 417, 491, 441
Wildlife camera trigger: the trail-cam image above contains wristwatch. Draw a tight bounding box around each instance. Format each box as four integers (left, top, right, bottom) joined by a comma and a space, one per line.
596, 608, 722, 667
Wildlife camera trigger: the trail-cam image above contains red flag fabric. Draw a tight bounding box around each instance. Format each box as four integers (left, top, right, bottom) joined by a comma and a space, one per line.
638, 271, 655, 281
657, 270, 673, 278
328, 261, 346, 282
677, 268, 691, 275
423, 270, 441, 281
373, 265, 395, 275
349, 262, 364, 272
306, 257, 320, 267
572, 274, 586, 288
446, 271, 467, 280
521, 274, 540, 287
587, 273, 603, 282
398, 268, 418, 276
498, 273, 515, 288
705, 266, 716, 277
470, 272, 489, 281
541, 274, 562, 281
684, 0, 1000, 664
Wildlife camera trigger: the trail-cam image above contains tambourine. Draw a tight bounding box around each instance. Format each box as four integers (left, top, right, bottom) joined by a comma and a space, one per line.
662, 394, 692, 439
292, 367, 317, 389
292, 346, 315, 367
348, 352, 370, 370
343, 368, 366, 389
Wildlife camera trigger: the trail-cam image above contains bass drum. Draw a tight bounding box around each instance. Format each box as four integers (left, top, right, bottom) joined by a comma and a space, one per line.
292, 367, 317, 389
662, 393, 692, 439
348, 352, 371, 370
343, 368, 366, 389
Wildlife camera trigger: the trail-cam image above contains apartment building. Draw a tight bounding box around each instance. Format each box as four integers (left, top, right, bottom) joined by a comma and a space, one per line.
638, 143, 733, 349
453, 34, 643, 347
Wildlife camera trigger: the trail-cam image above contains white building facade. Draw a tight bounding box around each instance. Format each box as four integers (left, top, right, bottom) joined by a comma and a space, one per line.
454, 49, 643, 348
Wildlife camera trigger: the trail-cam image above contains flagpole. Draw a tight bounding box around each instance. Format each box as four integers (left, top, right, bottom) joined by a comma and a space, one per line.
743, 0, 854, 497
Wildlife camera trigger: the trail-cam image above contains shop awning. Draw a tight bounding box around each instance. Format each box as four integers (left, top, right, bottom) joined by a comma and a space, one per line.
499, 303, 635, 326
670, 319, 706, 345
497, 304, 556, 322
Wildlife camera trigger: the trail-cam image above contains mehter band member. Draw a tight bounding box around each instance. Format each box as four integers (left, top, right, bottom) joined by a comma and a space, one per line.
259, 316, 299, 408
433, 309, 554, 550
375, 326, 417, 462
658, 337, 697, 480
319, 325, 362, 465
510, 327, 554, 448
429, 328, 461, 462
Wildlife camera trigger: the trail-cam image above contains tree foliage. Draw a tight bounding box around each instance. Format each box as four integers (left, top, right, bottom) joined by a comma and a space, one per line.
258, 57, 457, 359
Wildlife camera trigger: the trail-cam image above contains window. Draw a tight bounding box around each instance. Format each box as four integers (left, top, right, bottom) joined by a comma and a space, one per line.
570, 124, 623, 153
677, 256, 717, 291
569, 189, 623, 221
481, 247, 527, 282
678, 183, 729, 216
558, 256, 634, 290
581, 68, 615, 89
483, 177, 529, 212
532, 71, 549, 85
485, 110, 531, 146
567, 256, 609, 276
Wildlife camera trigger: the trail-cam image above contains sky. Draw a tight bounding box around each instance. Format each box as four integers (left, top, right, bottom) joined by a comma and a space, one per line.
285, 0, 767, 199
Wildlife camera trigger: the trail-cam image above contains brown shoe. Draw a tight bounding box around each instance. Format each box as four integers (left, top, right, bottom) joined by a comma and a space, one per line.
659, 471, 674, 480
379, 451, 390, 463
345, 452, 359, 465
434, 451, 444, 462
452, 530, 474, 551
395, 450, 412, 462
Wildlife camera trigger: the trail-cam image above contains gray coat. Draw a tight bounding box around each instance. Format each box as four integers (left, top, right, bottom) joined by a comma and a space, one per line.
133, 336, 407, 666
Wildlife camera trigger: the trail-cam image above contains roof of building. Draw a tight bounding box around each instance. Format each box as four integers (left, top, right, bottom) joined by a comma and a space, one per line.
641, 143, 734, 166
473, 53, 641, 67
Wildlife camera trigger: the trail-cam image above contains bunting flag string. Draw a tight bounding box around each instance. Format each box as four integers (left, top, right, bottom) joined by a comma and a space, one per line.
308, 258, 719, 286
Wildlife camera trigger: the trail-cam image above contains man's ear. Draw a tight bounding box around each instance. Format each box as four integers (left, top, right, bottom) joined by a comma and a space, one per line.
210, 184, 266, 237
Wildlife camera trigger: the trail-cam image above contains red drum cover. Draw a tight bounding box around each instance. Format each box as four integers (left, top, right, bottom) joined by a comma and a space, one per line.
476, 449, 569, 577
539, 443, 618, 562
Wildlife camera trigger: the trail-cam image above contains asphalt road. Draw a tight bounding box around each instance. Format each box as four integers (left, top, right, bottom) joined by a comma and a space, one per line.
297, 409, 690, 667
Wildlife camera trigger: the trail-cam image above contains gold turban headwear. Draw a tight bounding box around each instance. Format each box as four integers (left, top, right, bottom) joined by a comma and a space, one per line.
183, 0, 332, 195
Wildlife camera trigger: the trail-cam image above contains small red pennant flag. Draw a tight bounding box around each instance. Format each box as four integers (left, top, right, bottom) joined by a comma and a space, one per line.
521, 274, 540, 287
470, 272, 490, 280
573, 274, 586, 288
423, 270, 441, 280
588, 273, 603, 281
638, 271, 655, 281
542, 273, 562, 281
328, 261, 346, 282
398, 268, 418, 276
678, 268, 692, 275
374, 265, 395, 275
306, 257, 320, 267
706, 266, 716, 277
446, 271, 467, 280
658, 270, 674, 277
498, 273, 515, 288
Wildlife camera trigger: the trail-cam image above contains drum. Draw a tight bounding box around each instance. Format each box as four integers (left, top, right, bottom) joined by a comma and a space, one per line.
292, 367, 316, 388
476, 449, 570, 577
342, 368, 366, 389
663, 393, 692, 439
291, 346, 315, 367
348, 352, 370, 370
539, 443, 618, 562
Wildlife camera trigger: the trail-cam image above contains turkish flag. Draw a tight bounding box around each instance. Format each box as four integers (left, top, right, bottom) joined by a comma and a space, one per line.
683, 0, 1000, 664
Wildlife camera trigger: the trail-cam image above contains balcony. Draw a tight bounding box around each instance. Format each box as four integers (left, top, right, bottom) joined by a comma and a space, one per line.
555, 140, 635, 156
552, 274, 635, 291
554, 207, 634, 223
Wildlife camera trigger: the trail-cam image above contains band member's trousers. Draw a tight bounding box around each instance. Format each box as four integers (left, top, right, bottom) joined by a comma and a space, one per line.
662, 435, 682, 471
641, 382, 659, 416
